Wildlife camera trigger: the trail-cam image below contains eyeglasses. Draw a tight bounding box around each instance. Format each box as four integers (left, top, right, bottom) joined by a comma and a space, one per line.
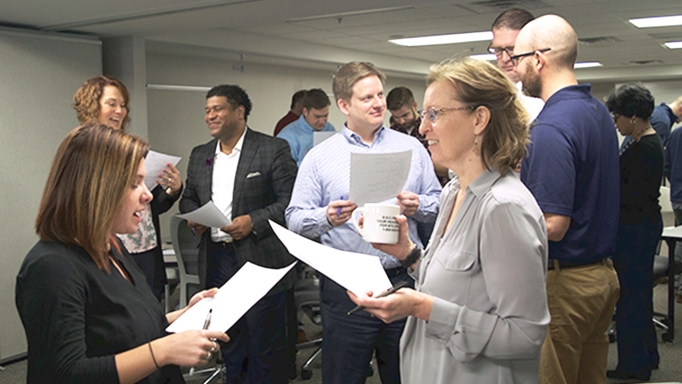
611, 112, 620, 122
509, 48, 551, 66
420, 105, 476, 123
487, 44, 514, 58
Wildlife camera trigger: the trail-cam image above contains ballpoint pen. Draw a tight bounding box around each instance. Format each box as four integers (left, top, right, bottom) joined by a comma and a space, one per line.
189, 309, 213, 375
336, 196, 344, 217
347, 280, 410, 315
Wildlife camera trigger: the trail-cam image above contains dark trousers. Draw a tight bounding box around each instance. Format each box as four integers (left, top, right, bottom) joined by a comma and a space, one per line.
613, 218, 662, 375
320, 270, 412, 384
207, 241, 288, 384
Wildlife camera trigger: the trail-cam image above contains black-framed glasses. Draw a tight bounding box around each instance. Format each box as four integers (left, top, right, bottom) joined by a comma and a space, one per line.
420, 105, 477, 123
487, 44, 514, 58
611, 112, 620, 122
509, 48, 551, 66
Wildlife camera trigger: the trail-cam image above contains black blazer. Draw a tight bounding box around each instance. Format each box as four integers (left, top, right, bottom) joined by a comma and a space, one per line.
179, 128, 297, 293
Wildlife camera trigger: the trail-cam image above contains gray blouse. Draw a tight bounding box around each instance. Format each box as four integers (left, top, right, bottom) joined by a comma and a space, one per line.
400, 169, 549, 383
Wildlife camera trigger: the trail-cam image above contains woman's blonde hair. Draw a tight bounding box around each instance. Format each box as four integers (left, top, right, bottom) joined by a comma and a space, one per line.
72, 75, 131, 130
426, 58, 530, 175
35, 123, 148, 271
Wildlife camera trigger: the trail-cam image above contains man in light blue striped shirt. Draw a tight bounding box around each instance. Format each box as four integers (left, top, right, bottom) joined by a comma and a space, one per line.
286, 62, 441, 384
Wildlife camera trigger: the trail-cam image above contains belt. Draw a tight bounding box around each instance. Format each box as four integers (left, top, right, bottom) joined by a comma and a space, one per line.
384, 266, 408, 277
548, 258, 608, 271
210, 239, 235, 249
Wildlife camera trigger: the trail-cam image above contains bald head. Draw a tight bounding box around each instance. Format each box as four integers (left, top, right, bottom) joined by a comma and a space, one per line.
515, 14, 578, 69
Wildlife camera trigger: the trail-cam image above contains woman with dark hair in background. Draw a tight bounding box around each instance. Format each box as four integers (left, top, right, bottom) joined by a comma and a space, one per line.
73, 76, 183, 299
606, 83, 663, 381
349, 58, 549, 383
16, 124, 228, 383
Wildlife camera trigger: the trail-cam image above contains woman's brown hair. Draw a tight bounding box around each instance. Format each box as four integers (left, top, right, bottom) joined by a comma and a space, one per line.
72, 75, 131, 130
35, 123, 148, 271
426, 58, 529, 174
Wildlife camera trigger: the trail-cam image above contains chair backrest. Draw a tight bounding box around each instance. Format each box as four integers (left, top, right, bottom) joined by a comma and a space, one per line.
170, 215, 202, 307
660, 185, 673, 214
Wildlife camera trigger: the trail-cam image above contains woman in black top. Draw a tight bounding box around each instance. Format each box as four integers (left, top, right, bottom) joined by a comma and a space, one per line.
15, 124, 229, 384
606, 84, 664, 381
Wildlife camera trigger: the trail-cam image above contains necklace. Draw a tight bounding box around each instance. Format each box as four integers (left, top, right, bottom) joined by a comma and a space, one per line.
620, 125, 653, 156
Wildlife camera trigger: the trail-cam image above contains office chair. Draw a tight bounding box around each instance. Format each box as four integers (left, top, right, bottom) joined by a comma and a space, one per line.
170, 215, 202, 308
170, 215, 224, 383
294, 267, 323, 380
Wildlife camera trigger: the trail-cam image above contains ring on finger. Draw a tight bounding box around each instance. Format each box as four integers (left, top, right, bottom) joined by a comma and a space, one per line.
210, 341, 218, 353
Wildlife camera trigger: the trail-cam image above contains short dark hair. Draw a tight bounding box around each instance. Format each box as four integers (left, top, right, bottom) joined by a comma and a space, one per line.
302, 89, 331, 110
206, 85, 252, 121
386, 87, 415, 111
291, 90, 307, 109
491, 8, 535, 31
605, 83, 655, 120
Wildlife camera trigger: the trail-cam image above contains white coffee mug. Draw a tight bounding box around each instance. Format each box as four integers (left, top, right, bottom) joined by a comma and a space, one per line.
351, 203, 400, 244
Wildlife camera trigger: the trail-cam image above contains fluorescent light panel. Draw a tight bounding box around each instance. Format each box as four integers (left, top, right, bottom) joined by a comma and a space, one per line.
574, 62, 602, 69
629, 15, 682, 28
665, 41, 682, 49
470, 54, 497, 61
390, 31, 493, 47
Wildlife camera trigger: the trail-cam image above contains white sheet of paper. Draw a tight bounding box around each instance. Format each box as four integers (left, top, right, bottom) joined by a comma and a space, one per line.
175, 201, 232, 228
349, 151, 412, 206
167, 262, 296, 333
313, 131, 336, 147
269, 220, 391, 296
144, 150, 182, 190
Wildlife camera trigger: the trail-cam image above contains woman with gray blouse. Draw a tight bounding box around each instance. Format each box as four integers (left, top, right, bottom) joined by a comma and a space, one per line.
349, 58, 549, 383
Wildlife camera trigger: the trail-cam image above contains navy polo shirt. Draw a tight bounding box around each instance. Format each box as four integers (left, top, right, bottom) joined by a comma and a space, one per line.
521, 84, 620, 263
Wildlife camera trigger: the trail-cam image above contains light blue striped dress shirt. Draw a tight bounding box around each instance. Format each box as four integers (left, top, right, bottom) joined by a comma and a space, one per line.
286, 125, 442, 268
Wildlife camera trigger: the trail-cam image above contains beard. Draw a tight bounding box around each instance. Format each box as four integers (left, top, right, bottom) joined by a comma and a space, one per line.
521, 64, 542, 99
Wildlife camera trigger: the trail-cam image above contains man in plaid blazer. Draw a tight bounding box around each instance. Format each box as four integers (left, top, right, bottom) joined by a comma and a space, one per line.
179, 84, 297, 384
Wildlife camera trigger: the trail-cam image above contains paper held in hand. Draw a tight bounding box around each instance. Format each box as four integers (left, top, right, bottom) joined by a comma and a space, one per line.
269, 220, 391, 297
166, 262, 296, 333
175, 201, 232, 228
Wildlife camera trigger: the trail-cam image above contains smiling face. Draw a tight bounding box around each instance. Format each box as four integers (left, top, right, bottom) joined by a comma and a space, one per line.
419, 80, 477, 170
98, 85, 128, 130
111, 159, 152, 235
339, 75, 386, 132
205, 96, 245, 141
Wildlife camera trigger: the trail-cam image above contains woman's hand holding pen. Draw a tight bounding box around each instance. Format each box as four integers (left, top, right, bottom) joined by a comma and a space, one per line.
151, 329, 229, 368
347, 287, 434, 323
166, 288, 218, 325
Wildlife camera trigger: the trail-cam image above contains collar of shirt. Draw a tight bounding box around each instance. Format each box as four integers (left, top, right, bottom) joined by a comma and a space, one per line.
467, 167, 504, 199
661, 103, 679, 127
341, 124, 387, 147
214, 127, 247, 157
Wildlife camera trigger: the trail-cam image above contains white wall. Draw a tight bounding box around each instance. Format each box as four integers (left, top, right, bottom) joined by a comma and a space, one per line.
0, 29, 101, 361
145, 52, 427, 242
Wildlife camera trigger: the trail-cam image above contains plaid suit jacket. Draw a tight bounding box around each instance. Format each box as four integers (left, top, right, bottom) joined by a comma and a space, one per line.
179, 128, 297, 293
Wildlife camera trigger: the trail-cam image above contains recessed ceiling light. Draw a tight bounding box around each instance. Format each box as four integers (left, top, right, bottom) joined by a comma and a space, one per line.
629, 15, 682, 28
389, 31, 493, 47
574, 62, 602, 69
664, 41, 682, 49
470, 54, 497, 61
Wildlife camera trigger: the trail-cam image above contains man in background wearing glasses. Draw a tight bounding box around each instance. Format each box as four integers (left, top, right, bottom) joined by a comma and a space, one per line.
490, 8, 544, 122
514, 15, 620, 384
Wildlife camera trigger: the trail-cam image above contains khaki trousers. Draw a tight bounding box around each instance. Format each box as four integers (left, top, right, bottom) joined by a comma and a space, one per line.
539, 259, 620, 384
